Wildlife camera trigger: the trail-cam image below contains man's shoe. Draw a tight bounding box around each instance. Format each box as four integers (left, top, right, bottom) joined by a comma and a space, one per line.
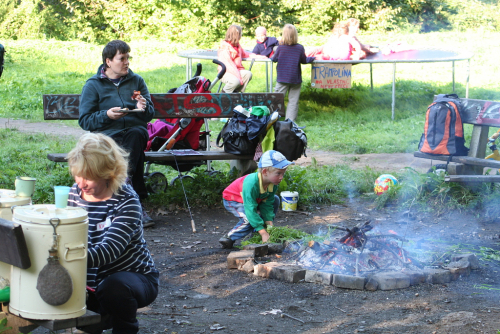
219, 237, 234, 249
141, 205, 155, 228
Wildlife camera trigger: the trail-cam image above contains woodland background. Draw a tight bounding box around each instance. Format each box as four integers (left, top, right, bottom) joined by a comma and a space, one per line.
1, 0, 499, 46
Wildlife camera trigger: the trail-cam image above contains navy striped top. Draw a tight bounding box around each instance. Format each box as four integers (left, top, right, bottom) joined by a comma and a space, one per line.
271, 44, 315, 84
68, 183, 158, 289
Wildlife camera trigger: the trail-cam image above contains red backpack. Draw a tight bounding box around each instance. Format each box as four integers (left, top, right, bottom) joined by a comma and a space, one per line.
418, 94, 469, 156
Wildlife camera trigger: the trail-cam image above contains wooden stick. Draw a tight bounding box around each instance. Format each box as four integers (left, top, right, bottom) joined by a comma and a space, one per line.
191, 219, 197, 233
281, 313, 305, 323
334, 306, 347, 313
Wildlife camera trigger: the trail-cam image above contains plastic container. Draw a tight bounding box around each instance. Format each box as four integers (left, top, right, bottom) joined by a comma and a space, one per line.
0, 189, 31, 282
0, 189, 31, 220
0, 286, 10, 303
281, 191, 299, 211
9, 205, 88, 320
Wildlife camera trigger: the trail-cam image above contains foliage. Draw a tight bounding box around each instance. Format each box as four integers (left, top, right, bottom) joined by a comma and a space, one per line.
0, 129, 76, 204
241, 225, 311, 245
0, 318, 12, 334
1, 0, 499, 44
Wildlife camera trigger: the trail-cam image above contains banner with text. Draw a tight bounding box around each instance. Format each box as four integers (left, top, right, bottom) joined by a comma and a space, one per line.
311, 63, 352, 89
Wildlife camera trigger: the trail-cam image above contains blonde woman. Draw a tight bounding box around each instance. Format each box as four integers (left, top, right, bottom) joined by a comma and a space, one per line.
67, 133, 158, 334
217, 24, 266, 93
271, 24, 315, 121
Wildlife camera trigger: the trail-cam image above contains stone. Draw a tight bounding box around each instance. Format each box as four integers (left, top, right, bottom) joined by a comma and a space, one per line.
269, 265, 306, 283
445, 259, 471, 280
332, 274, 365, 290
243, 244, 268, 257
254, 262, 280, 278
423, 268, 451, 284
451, 253, 479, 270
402, 270, 426, 285
364, 277, 379, 291
227, 250, 254, 269
267, 243, 284, 254
371, 272, 410, 290
304, 270, 333, 285
239, 259, 256, 273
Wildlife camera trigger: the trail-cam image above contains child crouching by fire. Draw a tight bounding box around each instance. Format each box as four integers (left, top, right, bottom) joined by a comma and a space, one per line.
219, 150, 294, 248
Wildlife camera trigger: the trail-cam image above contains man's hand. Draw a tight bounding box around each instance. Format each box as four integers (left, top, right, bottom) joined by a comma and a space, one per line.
258, 229, 270, 243
107, 107, 126, 120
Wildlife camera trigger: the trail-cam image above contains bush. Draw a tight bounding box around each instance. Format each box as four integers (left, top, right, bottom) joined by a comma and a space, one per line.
1, 0, 496, 44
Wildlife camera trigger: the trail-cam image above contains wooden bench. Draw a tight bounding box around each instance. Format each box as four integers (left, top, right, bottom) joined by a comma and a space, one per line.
44, 93, 285, 180
0, 217, 101, 333
414, 98, 500, 182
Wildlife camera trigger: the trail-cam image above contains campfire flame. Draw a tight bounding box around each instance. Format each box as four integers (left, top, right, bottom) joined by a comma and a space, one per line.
284, 221, 422, 276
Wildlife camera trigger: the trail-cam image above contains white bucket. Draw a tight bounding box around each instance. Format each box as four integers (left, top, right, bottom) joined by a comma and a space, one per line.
0, 189, 31, 282
281, 191, 299, 211
9, 205, 89, 320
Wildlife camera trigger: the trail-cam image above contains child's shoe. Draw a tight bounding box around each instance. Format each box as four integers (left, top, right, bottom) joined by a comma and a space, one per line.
219, 237, 234, 249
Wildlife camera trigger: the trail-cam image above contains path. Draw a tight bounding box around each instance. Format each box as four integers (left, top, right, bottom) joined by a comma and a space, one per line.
0, 118, 434, 172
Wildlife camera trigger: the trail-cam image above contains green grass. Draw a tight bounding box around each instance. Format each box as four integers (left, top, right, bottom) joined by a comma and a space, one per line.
2, 31, 500, 212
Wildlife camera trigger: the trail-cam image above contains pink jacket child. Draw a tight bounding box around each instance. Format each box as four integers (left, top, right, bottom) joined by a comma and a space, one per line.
217, 24, 266, 93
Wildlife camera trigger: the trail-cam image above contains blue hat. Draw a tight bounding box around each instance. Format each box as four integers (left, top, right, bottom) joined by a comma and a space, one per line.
258, 150, 294, 169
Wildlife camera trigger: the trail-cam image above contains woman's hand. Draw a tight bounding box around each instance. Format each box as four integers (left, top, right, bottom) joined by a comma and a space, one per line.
134, 94, 147, 110
107, 107, 127, 120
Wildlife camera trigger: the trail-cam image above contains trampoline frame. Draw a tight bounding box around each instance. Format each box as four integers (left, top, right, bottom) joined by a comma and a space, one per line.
178, 49, 474, 120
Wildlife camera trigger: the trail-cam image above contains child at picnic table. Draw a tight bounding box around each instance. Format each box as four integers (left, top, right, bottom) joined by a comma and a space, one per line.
219, 150, 294, 249
252, 26, 280, 58
217, 24, 267, 93
272, 23, 315, 121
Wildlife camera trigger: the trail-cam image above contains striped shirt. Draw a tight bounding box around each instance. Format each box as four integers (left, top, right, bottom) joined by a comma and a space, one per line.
68, 183, 158, 289
271, 44, 315, 84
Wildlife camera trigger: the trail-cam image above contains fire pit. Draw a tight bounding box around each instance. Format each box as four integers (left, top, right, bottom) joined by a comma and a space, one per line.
226, 221, 479, 291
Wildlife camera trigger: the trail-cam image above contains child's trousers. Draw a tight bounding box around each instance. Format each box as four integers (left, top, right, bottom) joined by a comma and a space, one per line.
274, 82, 302, 121
221, 70, 252, 93
224, 195, 280, 241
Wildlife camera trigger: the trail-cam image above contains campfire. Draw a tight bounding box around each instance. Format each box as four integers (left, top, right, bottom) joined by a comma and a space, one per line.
283, 221, 423, 276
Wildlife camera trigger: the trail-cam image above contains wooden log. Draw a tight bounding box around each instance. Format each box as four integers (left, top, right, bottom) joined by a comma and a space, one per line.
414, 151, 500, 169
48, 151, 254, 163
445, 175, 500, 183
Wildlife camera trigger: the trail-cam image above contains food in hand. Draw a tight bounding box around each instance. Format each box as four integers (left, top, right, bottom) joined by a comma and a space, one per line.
131, 90, 141, 100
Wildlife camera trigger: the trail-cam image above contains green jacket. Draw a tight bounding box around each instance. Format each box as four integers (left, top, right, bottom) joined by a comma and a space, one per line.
79, 65, 155, 137
242, 172, 278, 231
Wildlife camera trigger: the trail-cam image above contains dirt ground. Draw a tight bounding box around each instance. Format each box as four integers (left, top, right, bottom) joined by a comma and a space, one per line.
4, 118, 500, 333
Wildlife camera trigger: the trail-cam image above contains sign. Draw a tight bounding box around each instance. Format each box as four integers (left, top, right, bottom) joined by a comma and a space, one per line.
310, 63, 352, 89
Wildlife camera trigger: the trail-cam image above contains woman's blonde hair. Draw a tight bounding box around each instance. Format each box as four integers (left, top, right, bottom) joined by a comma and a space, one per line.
67, 133, 129, 194
225, 25, 242, 46
281, 24, 298, 45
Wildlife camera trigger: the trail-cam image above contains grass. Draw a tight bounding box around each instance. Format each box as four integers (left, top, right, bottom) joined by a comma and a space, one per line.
2, 31, 500, 212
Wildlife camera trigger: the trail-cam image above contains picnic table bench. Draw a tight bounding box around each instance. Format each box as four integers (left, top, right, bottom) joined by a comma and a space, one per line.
0, 217, 101, 334
43, 92, 285, 177
414, 97, 500, 182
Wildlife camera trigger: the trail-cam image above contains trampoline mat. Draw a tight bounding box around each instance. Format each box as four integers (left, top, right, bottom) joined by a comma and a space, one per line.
178, 48, 472, 63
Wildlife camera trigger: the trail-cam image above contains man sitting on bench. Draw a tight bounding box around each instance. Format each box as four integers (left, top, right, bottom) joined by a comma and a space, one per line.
78, 40, 155, 227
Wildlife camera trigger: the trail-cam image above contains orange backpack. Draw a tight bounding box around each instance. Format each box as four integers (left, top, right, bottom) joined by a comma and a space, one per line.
418, 94, 469, 156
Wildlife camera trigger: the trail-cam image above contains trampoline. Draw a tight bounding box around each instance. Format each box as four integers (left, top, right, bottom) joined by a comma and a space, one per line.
178, 49, 474, 119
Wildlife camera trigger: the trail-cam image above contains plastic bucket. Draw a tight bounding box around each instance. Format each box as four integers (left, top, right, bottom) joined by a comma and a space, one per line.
281, 191, 299, 211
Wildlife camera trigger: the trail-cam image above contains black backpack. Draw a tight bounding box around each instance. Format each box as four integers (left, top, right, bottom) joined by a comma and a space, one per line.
273, 119, 307, 161
418, 94, 469, 156
0, 44, 5, 79
216, 110, 259, 155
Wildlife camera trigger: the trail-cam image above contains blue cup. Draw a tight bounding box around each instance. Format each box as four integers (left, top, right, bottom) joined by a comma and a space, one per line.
54, 186, 71, 209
